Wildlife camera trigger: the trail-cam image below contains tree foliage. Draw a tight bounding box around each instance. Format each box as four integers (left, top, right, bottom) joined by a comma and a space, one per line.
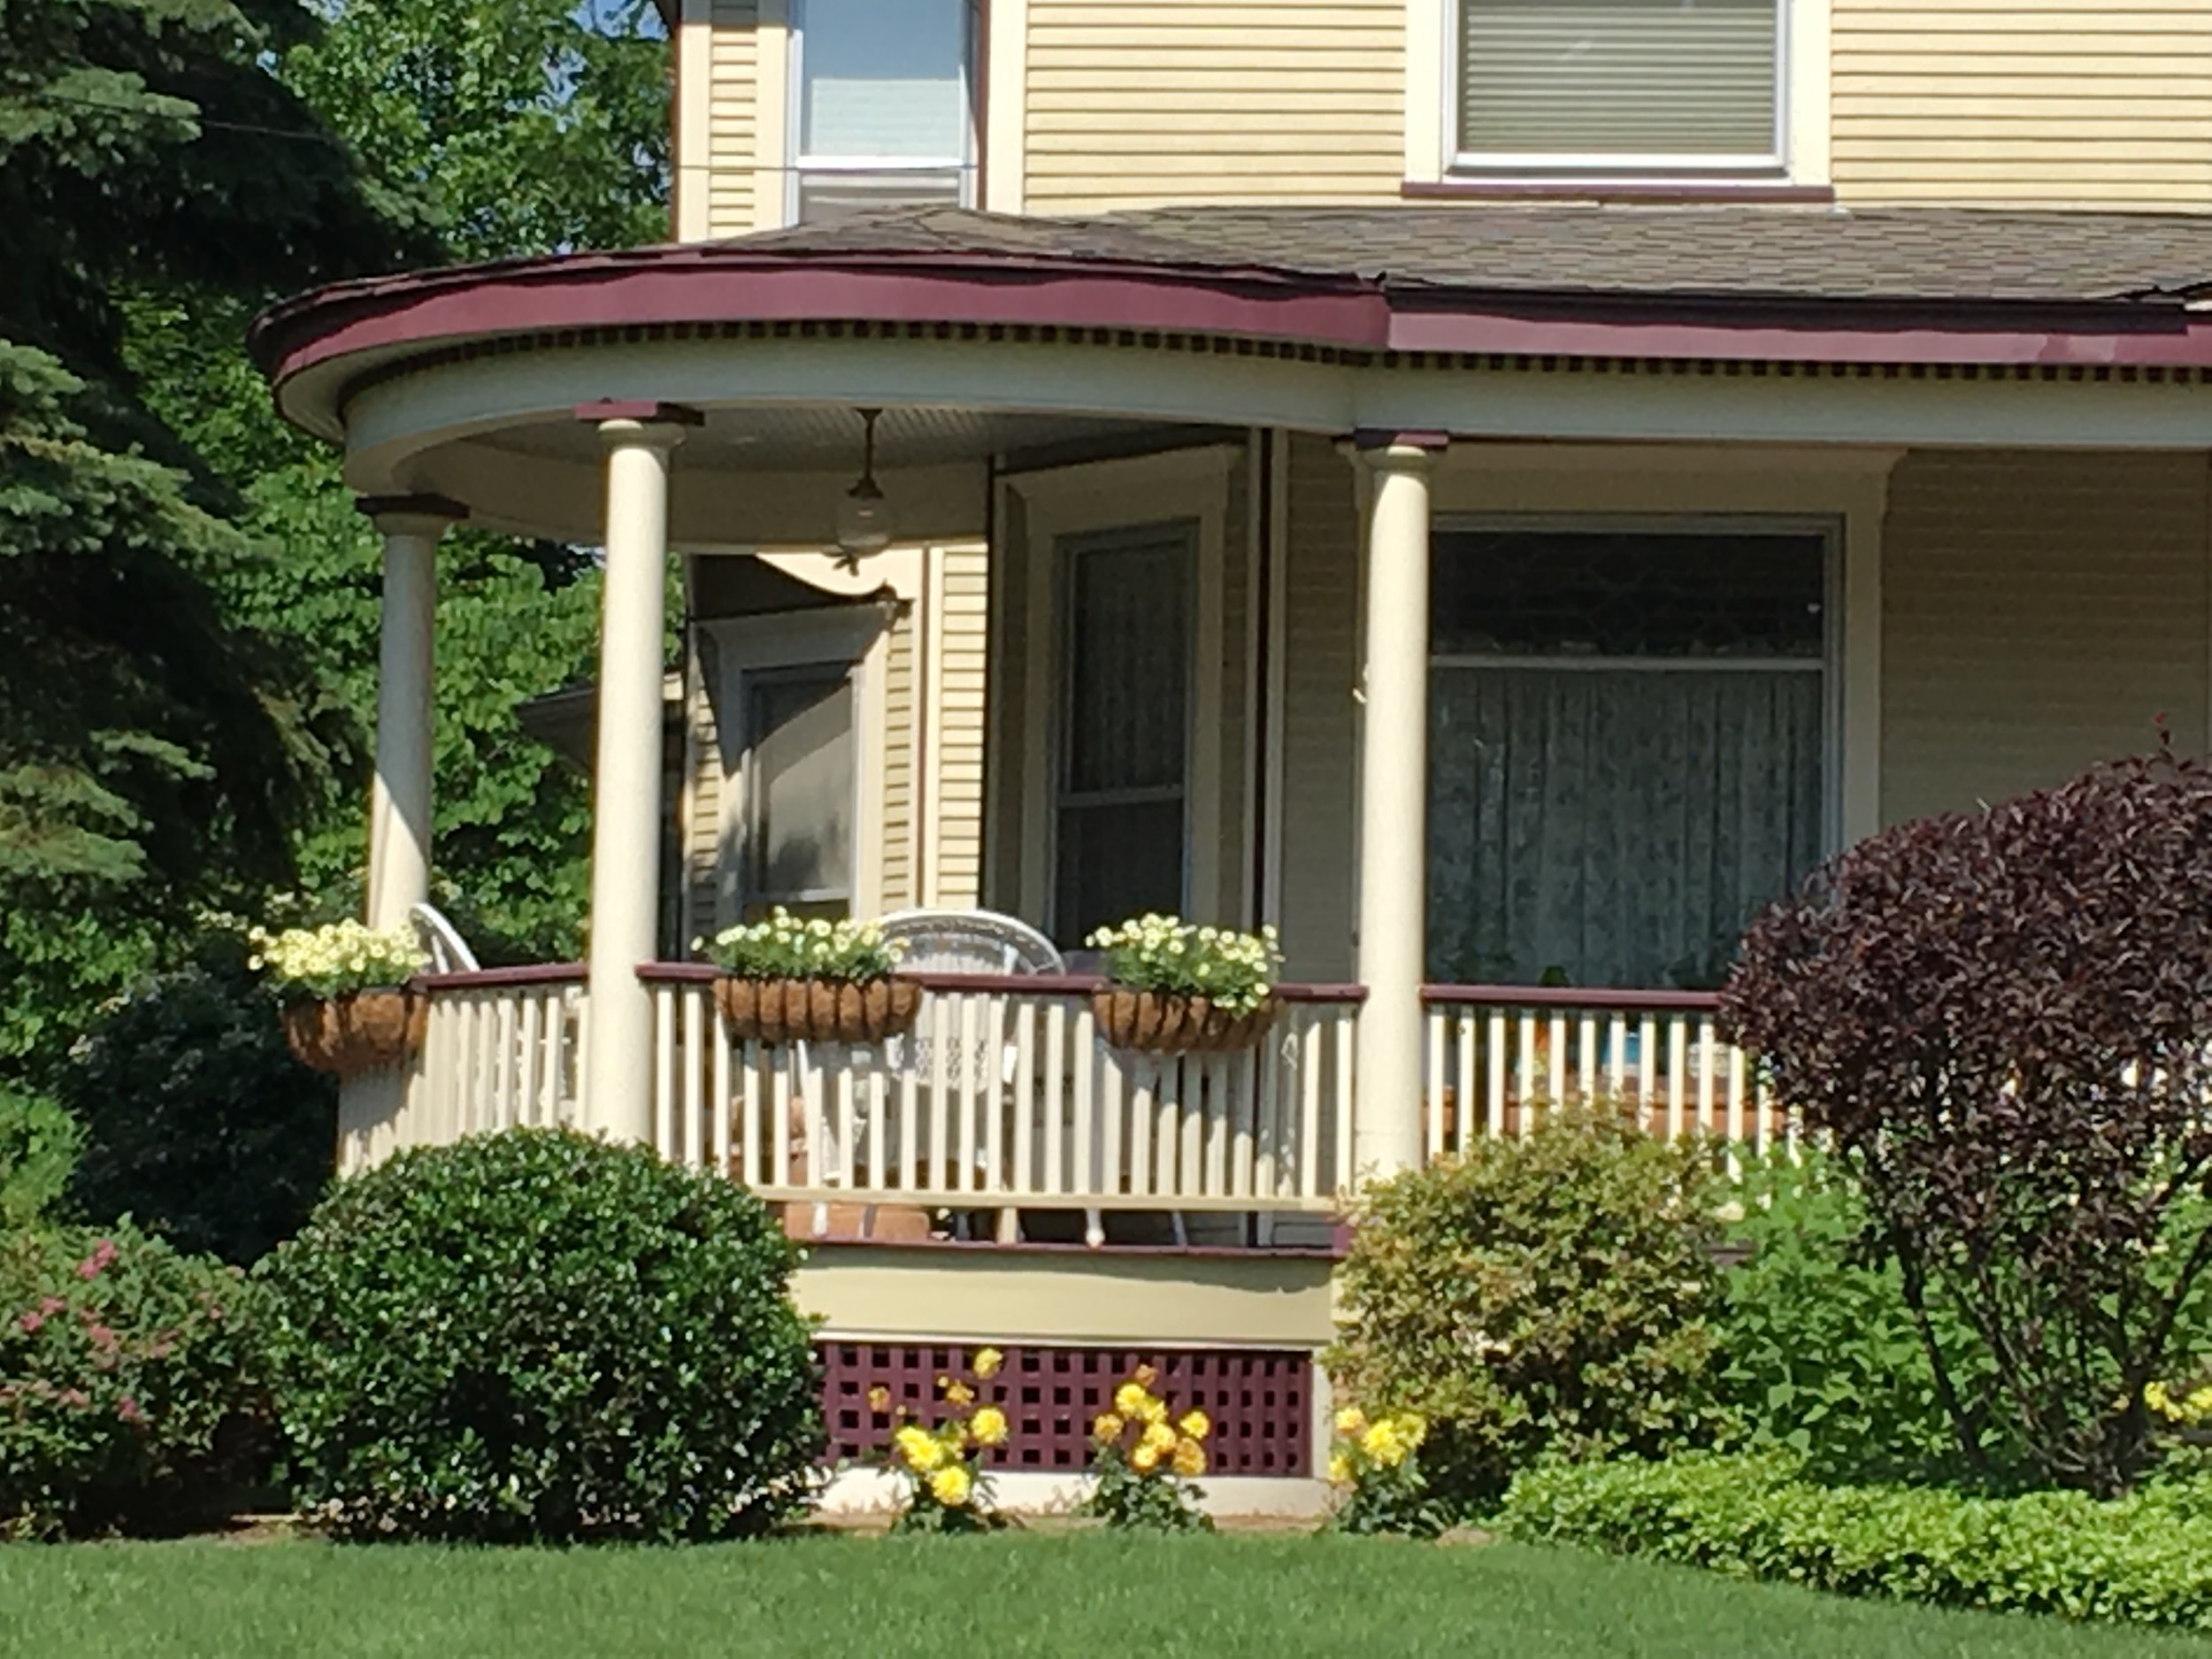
1723, 750, 2212, 1497
0, 0, 410, 1065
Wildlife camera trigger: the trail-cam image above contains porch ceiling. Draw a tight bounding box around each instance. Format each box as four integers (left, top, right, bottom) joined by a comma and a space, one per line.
473, 403, 1143, 472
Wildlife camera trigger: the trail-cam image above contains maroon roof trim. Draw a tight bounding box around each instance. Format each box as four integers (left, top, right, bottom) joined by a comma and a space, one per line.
253, 243, 2212, 411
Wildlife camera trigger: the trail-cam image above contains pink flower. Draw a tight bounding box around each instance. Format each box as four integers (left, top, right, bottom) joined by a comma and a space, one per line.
116, 1396, 144, 1426
84, 1323, 117, 1349
58, 1388, 88, 1410
38, 1297, 64, 1316
75, 1240, 119, 1280
15, 1310, 42, 1334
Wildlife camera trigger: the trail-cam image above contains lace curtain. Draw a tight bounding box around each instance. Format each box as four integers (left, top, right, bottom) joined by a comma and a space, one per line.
1426, 664, 1824, 989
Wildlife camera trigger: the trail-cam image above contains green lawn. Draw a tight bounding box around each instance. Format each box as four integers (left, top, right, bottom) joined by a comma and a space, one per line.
4, 1533, 2207, 1659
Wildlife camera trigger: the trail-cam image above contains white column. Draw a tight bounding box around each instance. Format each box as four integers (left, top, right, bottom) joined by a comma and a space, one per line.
1352, 437, 1442, 1179
358, 497, 460, 931
580, 407, 695, 1143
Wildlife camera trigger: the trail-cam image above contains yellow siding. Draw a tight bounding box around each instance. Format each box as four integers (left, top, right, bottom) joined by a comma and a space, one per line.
1880, 450, 2210, 827
931, 548, 992, 907
704, 0, 763, 236
1832, 1, 2212, 208
1021, 0, 1404, 211
681, 630, 727, 951
1273, 433, 1358, 983
880, 611, 918, 910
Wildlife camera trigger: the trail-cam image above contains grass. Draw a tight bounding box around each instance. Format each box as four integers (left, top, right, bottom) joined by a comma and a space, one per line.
3, 1532, 2207, 1659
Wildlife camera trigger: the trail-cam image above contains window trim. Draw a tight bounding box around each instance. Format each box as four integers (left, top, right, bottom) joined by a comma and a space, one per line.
1409, 0, 1831, 188
786, 0, 979, 222
1004, 446, 1239, 934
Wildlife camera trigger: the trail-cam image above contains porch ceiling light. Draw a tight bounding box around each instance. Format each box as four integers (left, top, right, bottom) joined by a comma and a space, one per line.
834, 406, 895, 559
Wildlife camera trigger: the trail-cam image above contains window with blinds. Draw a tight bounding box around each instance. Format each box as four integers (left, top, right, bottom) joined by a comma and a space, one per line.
1455, 0, 1783, 168
793, 0, 978, 221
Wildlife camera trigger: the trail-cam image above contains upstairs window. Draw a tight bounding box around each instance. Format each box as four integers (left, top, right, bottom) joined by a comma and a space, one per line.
794, 0, 977, 220
1454, 0, 1784, 174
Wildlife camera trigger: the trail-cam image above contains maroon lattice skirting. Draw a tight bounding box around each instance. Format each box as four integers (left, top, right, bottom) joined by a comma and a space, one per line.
818, 1341, 1315, 1476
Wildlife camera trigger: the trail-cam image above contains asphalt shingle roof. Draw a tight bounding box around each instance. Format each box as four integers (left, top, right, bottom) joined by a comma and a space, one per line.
714, 203, 2212, 309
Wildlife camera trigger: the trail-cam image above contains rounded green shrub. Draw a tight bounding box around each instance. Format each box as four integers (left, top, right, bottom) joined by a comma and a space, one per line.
0, 1220, 268, 1539
258, 1127, 822, 1542
1326, 1110, 1732, 1511
0, 1086, 81, 1230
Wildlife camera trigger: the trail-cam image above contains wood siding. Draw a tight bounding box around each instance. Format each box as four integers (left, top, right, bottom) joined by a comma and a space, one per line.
1879, 449, 2212, 827
1832, 0, 2212, 208
1272, 433, 1359, 983
879, 610, 919, 908
932, 547, 992, 907
704, 0, 765, 236
1018, 0, 1406, 211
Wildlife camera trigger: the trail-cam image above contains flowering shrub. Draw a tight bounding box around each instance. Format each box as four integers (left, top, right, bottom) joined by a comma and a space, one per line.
872, 1347, 1010, 1533
1324, 1405, 1448, 1538
1087, 915, 1282, 1017
247, 920, 426, 1001
1082, 1368, 1212, 1532
0, 1221, 267, 1538
1327, 1110, 1731, 1512
258, 1128, 821, 1542
706, 909, 905, 981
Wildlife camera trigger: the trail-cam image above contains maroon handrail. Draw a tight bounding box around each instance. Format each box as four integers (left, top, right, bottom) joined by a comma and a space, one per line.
417, 961, 588, 991
1422, 983, 1722, 1012
632, 962, 1366, 1002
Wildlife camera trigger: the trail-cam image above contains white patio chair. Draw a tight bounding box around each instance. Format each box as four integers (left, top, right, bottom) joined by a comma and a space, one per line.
409, 901, 481, 974
872, 909, 1081, 1243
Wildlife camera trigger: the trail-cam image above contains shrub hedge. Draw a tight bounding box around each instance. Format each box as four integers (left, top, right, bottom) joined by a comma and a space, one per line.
258, 1127, 823, 1542
1501, 1452, 2212, 1630
1326, 1110, 1732, 1510
0, 1221, 267, 1539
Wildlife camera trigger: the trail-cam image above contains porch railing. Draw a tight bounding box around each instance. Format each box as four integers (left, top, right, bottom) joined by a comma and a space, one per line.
641, 965, 1363, 1216
412, 964, 588, 1152
1421, 986, 1793, 1156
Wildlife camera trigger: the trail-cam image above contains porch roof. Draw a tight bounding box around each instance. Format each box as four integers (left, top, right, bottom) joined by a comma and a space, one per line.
255, 203, 2212, 438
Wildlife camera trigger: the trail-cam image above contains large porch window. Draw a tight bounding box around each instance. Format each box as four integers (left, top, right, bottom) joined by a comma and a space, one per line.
1051, 523, 1194, 943
1425, 521, 1831, 989
741, 667, 855, 918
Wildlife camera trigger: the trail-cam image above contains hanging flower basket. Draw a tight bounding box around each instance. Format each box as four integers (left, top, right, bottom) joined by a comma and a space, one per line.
280, 988, 428, 1078
1091, 987, 1278, 1056
714, 975, 923, 1046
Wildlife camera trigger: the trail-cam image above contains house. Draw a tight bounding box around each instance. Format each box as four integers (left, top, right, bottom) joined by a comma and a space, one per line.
250, 1, 2212, 1509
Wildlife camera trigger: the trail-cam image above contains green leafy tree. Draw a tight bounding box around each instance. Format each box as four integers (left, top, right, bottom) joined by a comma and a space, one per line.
0, 0, 410, 1067
129, 0, 671, 957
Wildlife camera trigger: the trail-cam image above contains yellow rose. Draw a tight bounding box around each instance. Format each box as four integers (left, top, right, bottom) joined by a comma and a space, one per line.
894, 1426, 944, 1472
1091, 1411, 1125, 1443
1361, 1421, 1408, 1469
929, 1465, 973, 1508
971, 1406, 1009, 1448
1133, 1363, 1159, 1388
1177, 1409, 1210, 1442
1327, 1453, 1353, 1485
1171, 1439, 1206, 1478
972, 1347, 1004, 1380
1137, 1394, 1169, 1425
1395, 1413, 1428, 1449
1141, 1419, 1178, 1454
866, 1385, 892, 1415
1113, 1382, 1148, 1417
1334, 1405, 1367, 1437
945, 1380, 976, 1407
1131, 1443, 1162, 1474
